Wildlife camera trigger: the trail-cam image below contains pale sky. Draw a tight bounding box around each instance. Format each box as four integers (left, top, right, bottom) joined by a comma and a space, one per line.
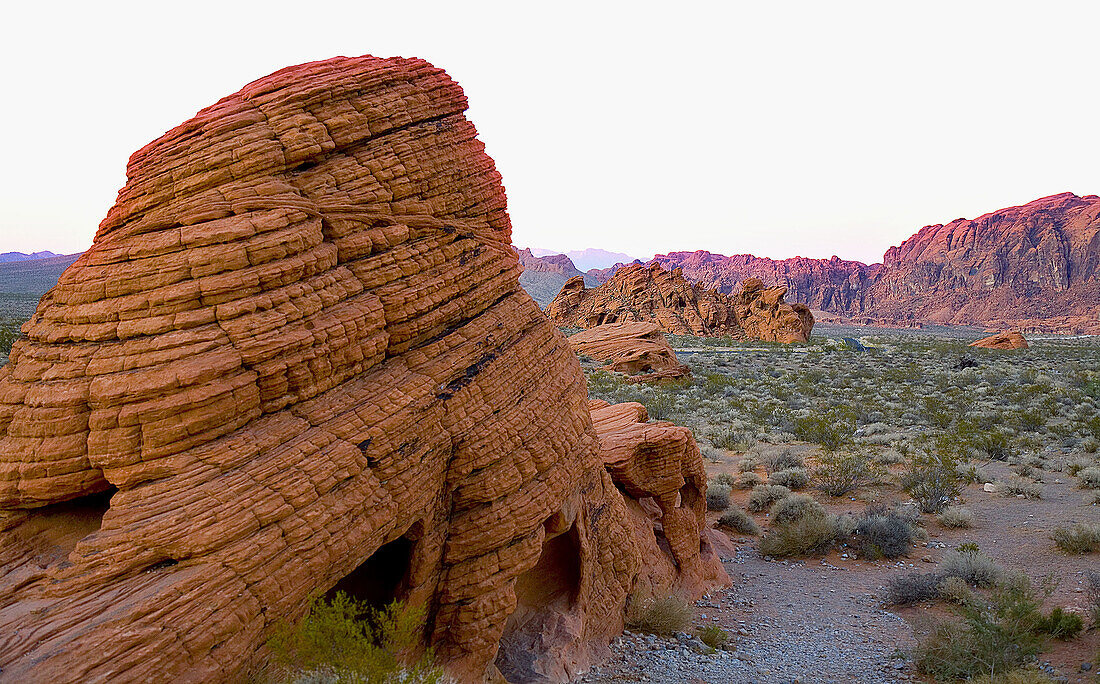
2, 1, 1097, 264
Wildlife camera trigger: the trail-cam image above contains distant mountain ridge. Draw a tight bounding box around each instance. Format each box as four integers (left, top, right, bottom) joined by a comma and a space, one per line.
641, 193, 1100, 333
528, 247, 640, 271
0, 251, 63, 263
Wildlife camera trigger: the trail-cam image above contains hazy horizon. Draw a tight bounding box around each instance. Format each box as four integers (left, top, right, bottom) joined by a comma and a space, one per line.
2, 1, 1097, 263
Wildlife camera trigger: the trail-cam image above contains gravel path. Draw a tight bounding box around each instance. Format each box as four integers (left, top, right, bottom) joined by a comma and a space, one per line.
576, 546, 917, 684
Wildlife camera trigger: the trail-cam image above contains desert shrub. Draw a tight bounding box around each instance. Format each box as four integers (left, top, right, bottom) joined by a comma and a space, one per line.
792, 410, 855, 451
717, 508, 760, 535
939, 547, 1003, 588
992, 479, 1043, 500
914, 576, 1047, 681
747, 484, 790, 512
267, 593, 443, 684
707, 425, 748, 450
956, 462, 983, 484
768, 494, 824, 526
936, 506, 974, 529
902, 449, 961, 514
973, 429, 1015, 461
1051, 522, 1100, 554
627, 595, 692, 636
1077, 466, 1100, 489
1085, 571, 1100, 627
696, 624, 729, 649
706, 484, 732, 511
1036, 607, 1084, 640
937, 575, 972, 604
645, 392, 675, 421
738, 456, 761, 473
0, 320, 18, 357
1065, 456, 1095, 477
850, 504, 915, 559
813, 451, 880, 497
736, 472, 764, 489
884, 572, 942, 605
762, 447, 803, 474
967, 669, 1057, 684
759, 513, 838, 557
768, 467, 809, 490
712, 472, 738, 488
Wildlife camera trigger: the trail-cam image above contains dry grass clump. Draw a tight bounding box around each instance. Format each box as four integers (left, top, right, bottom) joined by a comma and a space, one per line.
736, 472, 764, 489
1051, 522, 1100, 554
747, 484, 791, 512
759, 513, 838, 558
717, 508, 760, 536
626, 595, 692, 637
850, 504, 916, 559
762, 448, 803, 474
1064, 456, 1096, 476
885, 572, 942, 606
991, 478, 1043, 500
768, 467, 809, 490
706, 483, 732, 511
712, 472, 737, 488
936, 506, 974, 529
695, 624, 729, 650
937, 575, 972, 604
966, 669, 1057, 684
1077, 466, 1100, 489
737, 455, 761, 473
939, 546, 1003, 588
768, 494, 823, 526
1085, 571, 1100, 627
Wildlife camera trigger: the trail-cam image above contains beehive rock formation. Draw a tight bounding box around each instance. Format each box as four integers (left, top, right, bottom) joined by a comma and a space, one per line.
733, 278, 815, 343
969, 331, 1028, 350
567, 322, 690, 383
546, 263, 740, 336
547, 263, 814, 343
0, 55, 726, 683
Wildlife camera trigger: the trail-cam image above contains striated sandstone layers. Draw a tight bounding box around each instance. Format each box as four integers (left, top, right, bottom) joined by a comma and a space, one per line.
0, 55, 726, 683
567, 322, 690, 383
546, 263, 739, 336
969, 331, 1028, 350
547, 263, 813, 343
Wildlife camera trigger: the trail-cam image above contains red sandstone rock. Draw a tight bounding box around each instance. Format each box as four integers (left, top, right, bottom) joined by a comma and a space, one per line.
733, 278, 815, 343
567, 322, 690, 383
0, 55, 726, 684
546, 263, 740, 336
969, 331, 1028, 350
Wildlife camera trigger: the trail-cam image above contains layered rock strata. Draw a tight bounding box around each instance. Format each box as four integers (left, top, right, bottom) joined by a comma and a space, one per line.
567, 322, 690, 383
547, 263, 813, 343
0, 55, 725, 683
969, 331, 1028, 350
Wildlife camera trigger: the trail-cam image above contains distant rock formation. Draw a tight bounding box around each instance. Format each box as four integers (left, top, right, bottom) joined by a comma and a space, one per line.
733, 278, 815, 343
547, 263, 813, 343
546, 263, 740, 336
652, 193, 1100, 333
0, 55, 726, 684
969, 331, 1028, 350
0, 250, 64, 263
515, 247, 599, 308
567, 322, 690, 382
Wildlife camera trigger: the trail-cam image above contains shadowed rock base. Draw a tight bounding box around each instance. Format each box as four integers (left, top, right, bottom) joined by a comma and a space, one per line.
0, 55, 726, 683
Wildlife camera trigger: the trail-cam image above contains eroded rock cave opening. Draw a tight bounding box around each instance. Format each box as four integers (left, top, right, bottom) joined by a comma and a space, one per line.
5, 486, 117, 567
495, 517, 583, 683
325, 531, 416, 609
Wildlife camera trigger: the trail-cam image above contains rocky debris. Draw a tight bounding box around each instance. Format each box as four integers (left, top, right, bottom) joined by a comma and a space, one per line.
733, 278, 815, 343
0, 55, 726, 684
567, 322, 690, 383
547, 263, 741, 336
653, 193, 1100, 333
969, 331, 1029, 350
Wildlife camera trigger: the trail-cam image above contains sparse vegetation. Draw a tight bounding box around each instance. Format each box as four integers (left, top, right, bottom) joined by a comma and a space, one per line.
627, 595, 693, 637
936, 506, 974, 529
885, 572, 942, 606
939, 546, 1004, 588
812, 451, 880, 497
695, 624, 729, 650
1036, 607, 1083, 640
717, 507, 760, 535
267, 593, 444, 684
901, 447, 961, 513
768, 494, 824, 526
768, 467, 809, 489
747, 483, 791, 512
706, 483, 732, 511
1051, 522, 1100, 554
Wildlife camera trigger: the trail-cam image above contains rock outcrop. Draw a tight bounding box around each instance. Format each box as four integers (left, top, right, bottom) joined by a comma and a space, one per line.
547, 263, 814, 343
733, 279, 815, 343
546, 263, 740, 336
515, 248, 599, 309
0, 55, 726, 684
567, 322, 690, 383
969, 331, 1028, 350
651, 193, 1100, 333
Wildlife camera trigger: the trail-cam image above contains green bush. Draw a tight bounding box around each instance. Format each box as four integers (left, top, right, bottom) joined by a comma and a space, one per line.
850, 504, 914, 559
645, 392, 675, 421
747, 484, 790, 512
768, 467, 809, 490
812, 451, 880, 497
901, 449, 961, 514
914, 576, 1047, 681
793, 410, 855, 451
267, 593, 443, 684
696, 624, 729, 649
1036, 607, 1083, 640
717, 508, 760, 535
1051, 522, 1100, 554
627, 595, 692, 637
706, 484, 732, 511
